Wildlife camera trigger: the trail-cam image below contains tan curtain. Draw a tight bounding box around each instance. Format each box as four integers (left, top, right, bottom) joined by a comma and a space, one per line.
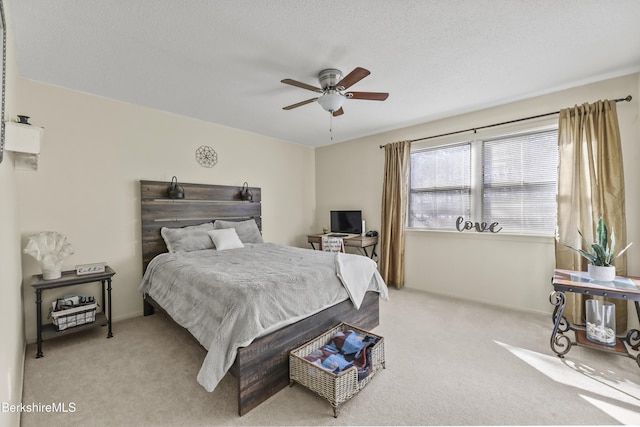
380, 140, 411, 289
555, 100, 628, 333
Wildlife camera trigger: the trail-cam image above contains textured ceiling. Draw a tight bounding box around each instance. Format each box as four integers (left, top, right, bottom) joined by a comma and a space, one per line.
9, 0, 640, 147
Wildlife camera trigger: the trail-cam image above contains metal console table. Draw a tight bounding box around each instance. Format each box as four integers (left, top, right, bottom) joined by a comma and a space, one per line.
31, 266, 115, 358
550, 269, 640, 367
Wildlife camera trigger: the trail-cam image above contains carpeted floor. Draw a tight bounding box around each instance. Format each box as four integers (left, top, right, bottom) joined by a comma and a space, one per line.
21, 288, 640, 426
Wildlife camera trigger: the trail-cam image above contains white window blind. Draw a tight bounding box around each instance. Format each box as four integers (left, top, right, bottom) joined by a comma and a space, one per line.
409, 143, 471, 229
409, 128, 558, 235
482, 130, 558, 234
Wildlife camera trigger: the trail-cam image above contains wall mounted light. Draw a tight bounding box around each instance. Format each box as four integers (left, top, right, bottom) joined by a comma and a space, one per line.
5, 119, 44, 171
240, 182, 253, 201
167, 176, 185, 199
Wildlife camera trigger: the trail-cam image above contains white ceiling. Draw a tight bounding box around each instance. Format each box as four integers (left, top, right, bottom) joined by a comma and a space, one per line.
9, 0, 640, 147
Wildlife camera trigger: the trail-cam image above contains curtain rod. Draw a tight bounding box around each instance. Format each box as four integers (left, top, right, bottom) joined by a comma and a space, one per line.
379, 95, 633, 149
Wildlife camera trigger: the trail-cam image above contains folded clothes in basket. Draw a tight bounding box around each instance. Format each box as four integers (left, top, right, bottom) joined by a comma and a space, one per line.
53, 294, 95, 311
304, 330, 379, 380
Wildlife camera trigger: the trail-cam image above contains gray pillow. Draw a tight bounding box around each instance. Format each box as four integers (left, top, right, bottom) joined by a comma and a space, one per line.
212, 219, 263, 244
161, 222, 215, 253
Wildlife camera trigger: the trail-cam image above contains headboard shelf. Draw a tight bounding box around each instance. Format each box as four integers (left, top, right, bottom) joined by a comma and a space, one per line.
151, 199, 257, 204
140, 180, 262, 271
141, 180, 261, 202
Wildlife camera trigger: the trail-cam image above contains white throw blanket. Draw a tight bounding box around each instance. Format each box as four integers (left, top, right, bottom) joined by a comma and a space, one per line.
336, 252, 388, 309
138, 243, 388, 392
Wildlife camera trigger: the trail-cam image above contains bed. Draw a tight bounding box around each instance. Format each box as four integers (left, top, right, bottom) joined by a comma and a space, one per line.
139, 180, 387, 415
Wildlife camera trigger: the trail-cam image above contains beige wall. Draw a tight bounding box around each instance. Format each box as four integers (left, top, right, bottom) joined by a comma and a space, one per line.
316, 73, 640, 316
6, 27, 640, 414
0, 0, 25, 425
15, 80, 316, 342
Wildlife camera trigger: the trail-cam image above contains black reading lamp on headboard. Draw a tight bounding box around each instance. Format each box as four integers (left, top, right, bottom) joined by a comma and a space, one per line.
167, 176, 185, 199
240, 182, 253, 201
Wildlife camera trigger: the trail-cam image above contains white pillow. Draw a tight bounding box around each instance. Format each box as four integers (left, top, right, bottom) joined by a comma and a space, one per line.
208, 228, 244, 251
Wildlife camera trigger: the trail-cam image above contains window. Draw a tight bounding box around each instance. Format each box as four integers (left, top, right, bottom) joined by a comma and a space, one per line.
410, 143, 471, 229
409, 128, 558, 235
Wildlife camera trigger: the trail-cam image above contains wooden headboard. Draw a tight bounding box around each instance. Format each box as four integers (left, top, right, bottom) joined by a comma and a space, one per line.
140, 180, 261, 272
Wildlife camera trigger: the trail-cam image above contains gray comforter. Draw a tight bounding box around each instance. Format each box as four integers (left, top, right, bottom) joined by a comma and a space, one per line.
138, 242, 388, 392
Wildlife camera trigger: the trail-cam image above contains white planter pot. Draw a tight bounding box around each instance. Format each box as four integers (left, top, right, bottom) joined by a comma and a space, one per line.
41, 265, 62, 280
588, 264, 616, 282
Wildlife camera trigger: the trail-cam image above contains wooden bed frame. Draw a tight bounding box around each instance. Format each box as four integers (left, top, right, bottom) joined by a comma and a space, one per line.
140, 180, 380, 415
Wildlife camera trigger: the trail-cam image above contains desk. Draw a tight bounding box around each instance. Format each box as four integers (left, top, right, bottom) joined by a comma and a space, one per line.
307, 234, 378, 259
550, 269, 640, 367
31, 266, 115, 358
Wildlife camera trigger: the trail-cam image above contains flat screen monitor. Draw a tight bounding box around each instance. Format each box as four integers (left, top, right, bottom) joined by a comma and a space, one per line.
330, 210, 362, 234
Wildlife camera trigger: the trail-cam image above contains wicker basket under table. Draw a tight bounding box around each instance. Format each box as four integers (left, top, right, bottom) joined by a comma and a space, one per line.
289, 322, 385, 417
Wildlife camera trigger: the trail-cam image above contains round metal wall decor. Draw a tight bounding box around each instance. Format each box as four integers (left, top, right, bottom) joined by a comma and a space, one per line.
195, 145, 218, 168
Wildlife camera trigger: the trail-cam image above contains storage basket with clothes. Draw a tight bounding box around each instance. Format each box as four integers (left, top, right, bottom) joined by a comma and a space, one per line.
289, 322, 385, 417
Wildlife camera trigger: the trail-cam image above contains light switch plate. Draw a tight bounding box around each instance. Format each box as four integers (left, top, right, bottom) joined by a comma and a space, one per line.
75, 262, 107, 275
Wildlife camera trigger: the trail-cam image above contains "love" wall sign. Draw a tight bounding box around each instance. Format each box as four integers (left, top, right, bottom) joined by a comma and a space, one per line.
455, 216, 502, 233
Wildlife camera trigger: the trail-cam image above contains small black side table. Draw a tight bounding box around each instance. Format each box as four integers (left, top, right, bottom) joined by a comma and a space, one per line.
31, 266, 115, 358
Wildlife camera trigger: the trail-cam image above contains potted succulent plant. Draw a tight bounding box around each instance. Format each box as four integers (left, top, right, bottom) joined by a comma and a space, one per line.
566, 217, 633, 281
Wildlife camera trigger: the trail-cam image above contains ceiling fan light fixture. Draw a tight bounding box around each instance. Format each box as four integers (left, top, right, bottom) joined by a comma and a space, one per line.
317, 90, 345, 112
281, 66, 388, 116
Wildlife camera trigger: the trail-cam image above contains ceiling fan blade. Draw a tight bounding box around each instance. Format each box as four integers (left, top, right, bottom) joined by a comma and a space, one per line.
332, 107, 344, 117
281, 78, 323, 93
336, 67, 370, 90
283, 98, 317, 110
346, 91, 389, 101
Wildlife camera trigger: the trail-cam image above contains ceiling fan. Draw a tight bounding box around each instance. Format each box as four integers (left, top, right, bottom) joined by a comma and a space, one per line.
281, 67, 389, 116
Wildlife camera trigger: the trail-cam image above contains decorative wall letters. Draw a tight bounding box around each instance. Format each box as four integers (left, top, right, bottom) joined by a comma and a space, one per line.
455, 216, 502, 233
